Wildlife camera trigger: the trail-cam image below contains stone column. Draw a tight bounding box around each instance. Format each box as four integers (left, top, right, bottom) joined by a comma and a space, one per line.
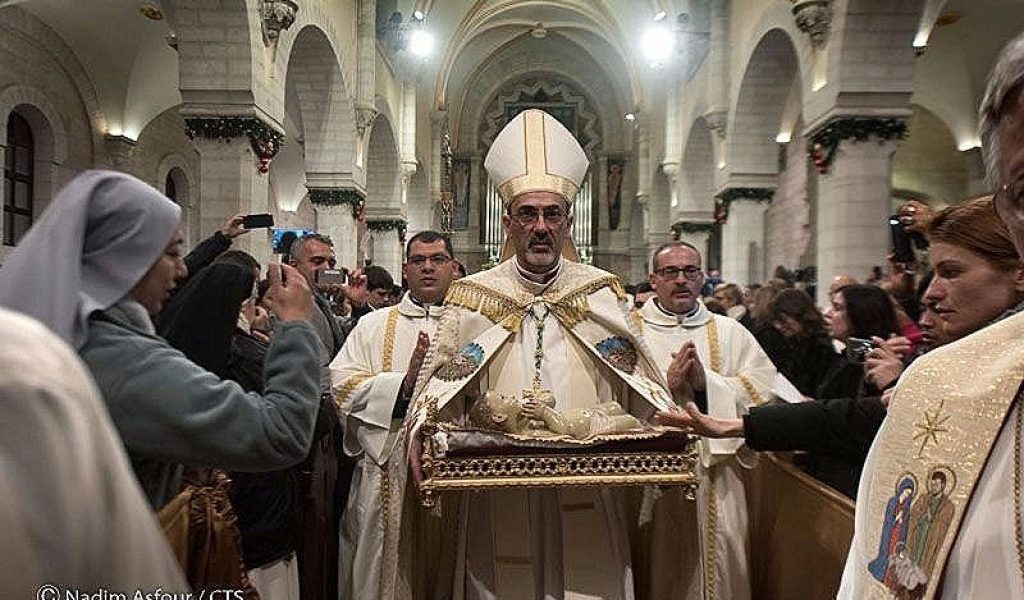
355, 0, 377, 139
717, 188, 774, 285
631, 120, 652, 282
815, 136, 897, 304
309, 189, 361, 269
367, 218, 406, 277
188, 131, 274, 266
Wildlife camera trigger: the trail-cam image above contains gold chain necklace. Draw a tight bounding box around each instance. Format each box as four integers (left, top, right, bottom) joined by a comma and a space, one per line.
1013, 395, 1024, 585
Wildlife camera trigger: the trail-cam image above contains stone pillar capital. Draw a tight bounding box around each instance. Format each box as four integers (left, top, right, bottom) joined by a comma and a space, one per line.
703, 110, 727, 139
807, 117, 908, 174
260, 0, 298, 46
185, 116, 284, 174
791, 0, 832, 50
355, 106, 379, 137
308, 187, 365, 217
103, 134, 137, 171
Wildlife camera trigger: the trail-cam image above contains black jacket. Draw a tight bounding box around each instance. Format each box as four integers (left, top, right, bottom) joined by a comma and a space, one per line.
743, 396, 887, 498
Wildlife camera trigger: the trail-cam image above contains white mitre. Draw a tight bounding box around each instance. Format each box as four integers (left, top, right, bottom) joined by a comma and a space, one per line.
484, 109, 589, 207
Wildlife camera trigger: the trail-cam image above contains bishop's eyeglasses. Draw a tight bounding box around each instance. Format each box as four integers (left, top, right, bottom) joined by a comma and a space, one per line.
508, 207, 569, 227
654, 265, 704, 281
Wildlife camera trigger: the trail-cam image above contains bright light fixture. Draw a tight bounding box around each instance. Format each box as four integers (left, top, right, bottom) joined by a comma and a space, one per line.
957, 139, 980, 151
413, 10, 425, 20
625, 112, 636, 122
409, 29, 434, 56
653, 11, 667, 21
775, 132, 792, 143
642, 24, 674, 65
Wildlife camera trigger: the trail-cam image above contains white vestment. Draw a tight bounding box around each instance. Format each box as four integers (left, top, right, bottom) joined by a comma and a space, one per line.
838, 310, 1024, 600
638, 299, 777, 600
408, 258, 681, 600
330, 292, 447, 600
0, 307, 188, 597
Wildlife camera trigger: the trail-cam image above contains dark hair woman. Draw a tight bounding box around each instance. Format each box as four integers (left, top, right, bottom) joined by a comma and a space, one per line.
157, 262, 303, 596
766, 289, 837, 397
820, 284, 900, 400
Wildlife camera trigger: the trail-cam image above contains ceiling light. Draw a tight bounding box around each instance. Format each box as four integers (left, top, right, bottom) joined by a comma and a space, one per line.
409, 29, 434, 56
653, 11, 667, 21
775, 132, 792, 143
625, 112, 636, 122
413, 10, 425, 20
642, 24, 675, 64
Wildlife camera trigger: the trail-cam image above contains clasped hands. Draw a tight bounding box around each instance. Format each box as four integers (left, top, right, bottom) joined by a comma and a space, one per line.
654, 340, 744, 438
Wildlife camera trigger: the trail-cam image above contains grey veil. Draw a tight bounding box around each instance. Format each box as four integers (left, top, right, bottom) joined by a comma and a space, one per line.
0, 170, 181, 348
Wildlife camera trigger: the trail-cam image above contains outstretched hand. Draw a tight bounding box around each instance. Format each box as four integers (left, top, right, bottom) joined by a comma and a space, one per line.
654, 402, 744, 439
220, 214, 249, 239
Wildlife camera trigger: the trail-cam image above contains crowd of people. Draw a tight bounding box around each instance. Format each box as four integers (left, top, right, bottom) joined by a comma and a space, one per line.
2, 27, 1024, 600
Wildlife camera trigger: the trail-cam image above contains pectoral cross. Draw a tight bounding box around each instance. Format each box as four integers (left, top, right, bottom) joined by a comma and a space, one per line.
522, 374, 557, 430
524, 297, 557, 430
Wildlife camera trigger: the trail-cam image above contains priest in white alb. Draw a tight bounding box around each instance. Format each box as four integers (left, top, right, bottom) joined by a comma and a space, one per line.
329, 231, 458, 599
395, 109, 701, 599
645, 241, 777, 600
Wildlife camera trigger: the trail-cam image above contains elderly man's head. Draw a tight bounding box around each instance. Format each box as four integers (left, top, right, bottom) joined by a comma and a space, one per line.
981, 31, 1024, 253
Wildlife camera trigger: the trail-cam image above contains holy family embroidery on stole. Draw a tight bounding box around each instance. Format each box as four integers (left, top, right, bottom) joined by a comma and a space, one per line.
861, 323, 1024, 600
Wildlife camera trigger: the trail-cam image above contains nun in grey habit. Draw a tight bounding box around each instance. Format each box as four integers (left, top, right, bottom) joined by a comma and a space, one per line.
0, 170, 322, 509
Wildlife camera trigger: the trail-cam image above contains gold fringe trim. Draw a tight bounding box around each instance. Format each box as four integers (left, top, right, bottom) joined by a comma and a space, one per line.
736, 374, 767, 406
549, 275, 627, 329
704, 469, 720, 600
706, 317, 723, 373
335, 372, 373, 408
382, 307, 400, 371
629, 308, 644, 332
444, 280, 526, 328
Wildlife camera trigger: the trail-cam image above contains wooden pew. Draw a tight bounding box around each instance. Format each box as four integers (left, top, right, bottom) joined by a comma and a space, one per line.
745, 453, 855, 600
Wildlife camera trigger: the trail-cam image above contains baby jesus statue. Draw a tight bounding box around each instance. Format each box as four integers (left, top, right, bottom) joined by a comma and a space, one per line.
468, 390, 645, 440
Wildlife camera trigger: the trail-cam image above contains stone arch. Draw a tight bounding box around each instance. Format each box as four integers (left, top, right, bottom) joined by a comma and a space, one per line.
893, 104, 969, 207
680, 117, 715, 217
476, 76, 604, 157
455, 34, 627, 154
729, 29, 801, 177
157, 157, 198, 247
0, 86, 68, 165
365, 115, 401, 213
0, 90, 66, 232
285, 24, 356, 186
0, 7, 106, 151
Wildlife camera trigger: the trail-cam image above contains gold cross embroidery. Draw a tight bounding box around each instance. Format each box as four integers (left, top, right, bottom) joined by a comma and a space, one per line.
913, 398, 950, 458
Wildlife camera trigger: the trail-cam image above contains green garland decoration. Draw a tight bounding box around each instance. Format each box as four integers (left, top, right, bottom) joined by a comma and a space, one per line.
308, 188, 364, 217
671, 221, 716, 239
807, 117, 908, 173
184, 117, 285, 173
367, 218, 408, 240
712, 187, 774, 225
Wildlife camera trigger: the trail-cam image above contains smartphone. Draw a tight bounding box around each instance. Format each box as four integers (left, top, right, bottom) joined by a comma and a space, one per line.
846, 337, 875, 363
889, 215, 915, 264
315, 268, 347, 286
241, 213, 275, 229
